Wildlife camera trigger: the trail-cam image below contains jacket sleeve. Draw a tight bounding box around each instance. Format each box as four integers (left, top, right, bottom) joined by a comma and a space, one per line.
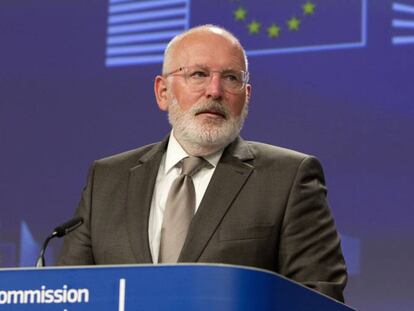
56, 163, 96, 266
278, 156, 348, 302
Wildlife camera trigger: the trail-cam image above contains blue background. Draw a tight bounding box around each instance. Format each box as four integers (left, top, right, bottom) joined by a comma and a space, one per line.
1, 0, 413, 310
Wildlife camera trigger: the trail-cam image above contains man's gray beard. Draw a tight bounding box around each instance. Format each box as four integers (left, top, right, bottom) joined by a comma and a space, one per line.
168, 98, 248, 154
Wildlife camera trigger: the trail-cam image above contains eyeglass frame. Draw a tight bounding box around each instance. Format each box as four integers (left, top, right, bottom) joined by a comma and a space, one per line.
163, 66, 250, 93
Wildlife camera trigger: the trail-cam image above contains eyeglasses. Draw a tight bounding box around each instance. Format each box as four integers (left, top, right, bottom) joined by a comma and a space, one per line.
164, 66, 249, 93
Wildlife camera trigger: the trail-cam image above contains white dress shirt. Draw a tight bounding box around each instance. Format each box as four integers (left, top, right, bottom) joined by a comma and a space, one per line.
148, 132, 223, 263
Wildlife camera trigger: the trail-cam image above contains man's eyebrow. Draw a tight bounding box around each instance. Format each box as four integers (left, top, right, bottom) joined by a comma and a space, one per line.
221, 68, 240, 73
190, 64, 241, 72
190, 64, 209, 70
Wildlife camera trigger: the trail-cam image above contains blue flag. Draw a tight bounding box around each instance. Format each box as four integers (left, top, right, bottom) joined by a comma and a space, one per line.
192, 0, 367, 56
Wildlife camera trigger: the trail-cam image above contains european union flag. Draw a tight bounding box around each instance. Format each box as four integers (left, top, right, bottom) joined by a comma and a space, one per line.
192, 0, 367, 56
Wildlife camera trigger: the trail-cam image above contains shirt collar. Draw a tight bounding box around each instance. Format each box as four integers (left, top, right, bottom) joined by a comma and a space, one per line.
164, 131, 224, 174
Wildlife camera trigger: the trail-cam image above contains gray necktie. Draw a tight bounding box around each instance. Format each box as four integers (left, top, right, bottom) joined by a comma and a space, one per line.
159, 156, 207, 263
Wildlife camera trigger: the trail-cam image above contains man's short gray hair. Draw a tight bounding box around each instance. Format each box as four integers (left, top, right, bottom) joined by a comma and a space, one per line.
162, 24, 248, 74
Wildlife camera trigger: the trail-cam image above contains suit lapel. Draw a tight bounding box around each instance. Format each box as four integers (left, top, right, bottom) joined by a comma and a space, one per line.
126, 139, 168, 263
179, 137, 255, 262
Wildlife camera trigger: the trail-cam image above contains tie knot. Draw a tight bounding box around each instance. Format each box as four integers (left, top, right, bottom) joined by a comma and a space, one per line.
180, 156, 207, 176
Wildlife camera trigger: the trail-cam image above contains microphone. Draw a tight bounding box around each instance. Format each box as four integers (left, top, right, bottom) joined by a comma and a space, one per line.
35, 216, 84, 268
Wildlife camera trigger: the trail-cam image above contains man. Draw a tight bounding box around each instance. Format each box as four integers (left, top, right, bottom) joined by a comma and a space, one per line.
58, 25, 347, 301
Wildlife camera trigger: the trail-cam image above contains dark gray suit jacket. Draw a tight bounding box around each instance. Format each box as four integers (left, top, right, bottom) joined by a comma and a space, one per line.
58, 136, 347, 301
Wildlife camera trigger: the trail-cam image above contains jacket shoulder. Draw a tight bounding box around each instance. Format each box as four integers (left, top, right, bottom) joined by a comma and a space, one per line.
244, 140, 325, 182
93, 142, 160, 170
246, 141, 311, 162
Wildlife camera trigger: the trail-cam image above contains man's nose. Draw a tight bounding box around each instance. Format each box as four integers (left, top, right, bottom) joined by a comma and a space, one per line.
205, 73, 223, 99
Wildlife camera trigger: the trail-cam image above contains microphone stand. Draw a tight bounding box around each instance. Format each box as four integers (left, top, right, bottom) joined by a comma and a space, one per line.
35, 232, 58, 268
35, 216, 84, 268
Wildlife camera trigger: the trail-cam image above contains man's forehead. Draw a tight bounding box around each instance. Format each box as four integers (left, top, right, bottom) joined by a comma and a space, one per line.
172, 32, 244, 67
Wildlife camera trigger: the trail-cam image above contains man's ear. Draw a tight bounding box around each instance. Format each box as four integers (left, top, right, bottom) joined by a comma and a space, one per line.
154, 75, 169, 111
246, 83, 252, 102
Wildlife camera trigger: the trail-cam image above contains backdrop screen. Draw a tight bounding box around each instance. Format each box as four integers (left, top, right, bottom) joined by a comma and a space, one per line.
1, 1, 413, 310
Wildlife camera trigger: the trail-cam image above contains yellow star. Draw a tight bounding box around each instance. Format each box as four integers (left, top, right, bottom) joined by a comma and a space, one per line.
287, 17, 301, 31
234, 7, 247, 21
248, 20, 261, 34
267, 24, 281, 38
303, 1, 316, 15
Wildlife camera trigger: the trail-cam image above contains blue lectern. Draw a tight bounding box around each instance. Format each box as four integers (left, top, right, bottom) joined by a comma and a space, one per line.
0, 264, 354, 310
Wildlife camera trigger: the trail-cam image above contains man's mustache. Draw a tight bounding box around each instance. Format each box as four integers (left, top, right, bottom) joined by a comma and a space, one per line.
192, 101, 230, 119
